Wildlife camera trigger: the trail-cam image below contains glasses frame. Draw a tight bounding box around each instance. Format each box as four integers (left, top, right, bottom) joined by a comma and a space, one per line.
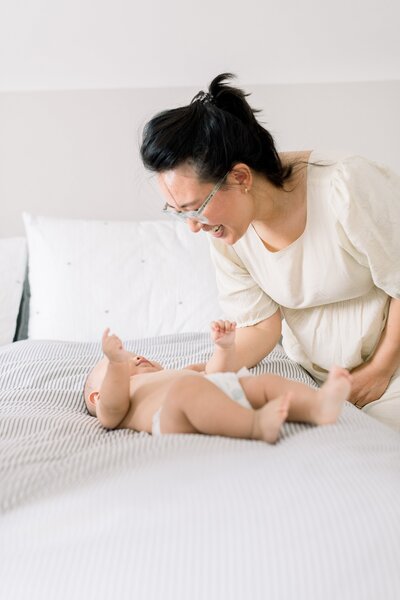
162, 172, 229, 224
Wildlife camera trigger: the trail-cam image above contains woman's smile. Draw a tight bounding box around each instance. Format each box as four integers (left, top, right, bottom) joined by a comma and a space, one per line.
203, 223, 224, 237
209, 224, 224, 238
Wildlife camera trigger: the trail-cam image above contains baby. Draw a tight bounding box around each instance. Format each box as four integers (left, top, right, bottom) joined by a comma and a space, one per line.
84, 321, 352, 443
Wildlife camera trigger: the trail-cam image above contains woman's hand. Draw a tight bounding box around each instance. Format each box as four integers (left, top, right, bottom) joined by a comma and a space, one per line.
349, 361, 392, 409
210, 320, 236, 348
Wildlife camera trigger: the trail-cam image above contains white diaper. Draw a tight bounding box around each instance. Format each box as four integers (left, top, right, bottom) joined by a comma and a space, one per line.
152, 407, 162, 436
151, 367, 252, 436
204, 367, 252, 409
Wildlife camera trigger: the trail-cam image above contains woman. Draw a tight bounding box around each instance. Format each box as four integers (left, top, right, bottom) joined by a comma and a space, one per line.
140, 73, 400, 431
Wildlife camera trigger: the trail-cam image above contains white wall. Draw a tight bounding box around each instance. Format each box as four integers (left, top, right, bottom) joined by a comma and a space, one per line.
1, 1, 399, 236
0, 0, 399, 91
1, 81, 399, 237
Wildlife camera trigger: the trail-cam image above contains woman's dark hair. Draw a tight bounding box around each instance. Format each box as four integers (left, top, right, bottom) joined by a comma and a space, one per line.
140, 73, 293, 188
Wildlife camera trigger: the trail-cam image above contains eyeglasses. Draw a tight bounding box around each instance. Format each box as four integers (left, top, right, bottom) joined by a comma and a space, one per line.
162, 172, 228, 225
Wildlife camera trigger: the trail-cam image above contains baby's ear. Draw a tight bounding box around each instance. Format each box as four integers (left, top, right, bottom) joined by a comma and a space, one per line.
88, 391, 99, 405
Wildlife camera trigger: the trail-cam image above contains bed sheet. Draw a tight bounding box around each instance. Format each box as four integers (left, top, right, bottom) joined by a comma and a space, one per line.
1, 334, 399, 600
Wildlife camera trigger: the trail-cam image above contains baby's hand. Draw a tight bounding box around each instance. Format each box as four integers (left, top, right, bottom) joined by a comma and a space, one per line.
102, 328, 132, 363
210, 320, 236, 348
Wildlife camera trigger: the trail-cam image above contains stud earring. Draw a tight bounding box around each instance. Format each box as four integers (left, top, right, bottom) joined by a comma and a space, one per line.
244, 187, 248, 193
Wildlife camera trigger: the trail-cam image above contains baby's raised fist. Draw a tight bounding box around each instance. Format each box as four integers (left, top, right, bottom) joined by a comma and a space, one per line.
210, 320, 236, 347
102, 328, 131, 362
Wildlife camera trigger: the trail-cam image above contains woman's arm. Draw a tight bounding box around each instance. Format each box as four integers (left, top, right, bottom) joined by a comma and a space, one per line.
234, 310, 282, 368
350, 297, 400, 408
205, 310, 282, 373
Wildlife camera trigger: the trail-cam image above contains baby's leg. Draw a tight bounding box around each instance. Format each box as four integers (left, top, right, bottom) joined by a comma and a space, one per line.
240, 366, 351, 425
160, 376, 288, 443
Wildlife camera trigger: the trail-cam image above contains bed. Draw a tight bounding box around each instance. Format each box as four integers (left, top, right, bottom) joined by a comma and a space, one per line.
1, 217, 400, 600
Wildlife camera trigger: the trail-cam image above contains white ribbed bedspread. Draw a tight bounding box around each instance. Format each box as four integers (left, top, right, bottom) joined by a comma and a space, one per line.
0, 334, 399, 600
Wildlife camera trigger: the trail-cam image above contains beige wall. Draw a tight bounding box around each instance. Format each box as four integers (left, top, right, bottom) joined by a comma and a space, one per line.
1, 0, 399, 90
1, 80, 400, 237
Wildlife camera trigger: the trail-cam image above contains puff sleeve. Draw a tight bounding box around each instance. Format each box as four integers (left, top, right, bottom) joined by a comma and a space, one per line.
208, 237, 279, 327
330, 156, 400, 299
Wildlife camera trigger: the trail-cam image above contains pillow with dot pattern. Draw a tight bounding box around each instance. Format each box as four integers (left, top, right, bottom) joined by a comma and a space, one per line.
23, 213, 223, 341
0, 237, 27, 345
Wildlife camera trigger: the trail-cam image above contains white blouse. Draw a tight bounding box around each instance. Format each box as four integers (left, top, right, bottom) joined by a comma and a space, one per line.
209, 151, 400, 381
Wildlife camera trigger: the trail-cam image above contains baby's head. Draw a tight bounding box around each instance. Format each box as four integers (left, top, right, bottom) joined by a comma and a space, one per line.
84, 353, 164, 416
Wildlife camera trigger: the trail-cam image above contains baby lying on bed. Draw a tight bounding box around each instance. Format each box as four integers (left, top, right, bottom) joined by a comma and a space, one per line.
84, 322, 351, 443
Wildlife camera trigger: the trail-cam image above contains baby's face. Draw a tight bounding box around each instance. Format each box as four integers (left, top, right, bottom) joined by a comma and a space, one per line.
94, 353, 164, 383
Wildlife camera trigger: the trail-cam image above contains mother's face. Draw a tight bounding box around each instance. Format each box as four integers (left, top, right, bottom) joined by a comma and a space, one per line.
158, 163, 254, 245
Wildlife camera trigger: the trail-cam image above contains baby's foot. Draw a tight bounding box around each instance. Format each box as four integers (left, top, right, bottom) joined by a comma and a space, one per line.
314, 366, 351, 425
252, 394, 290, 444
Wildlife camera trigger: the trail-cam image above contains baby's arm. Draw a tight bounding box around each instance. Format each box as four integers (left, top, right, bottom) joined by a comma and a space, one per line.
97, 329, 131, 429
205, 320, 239, 374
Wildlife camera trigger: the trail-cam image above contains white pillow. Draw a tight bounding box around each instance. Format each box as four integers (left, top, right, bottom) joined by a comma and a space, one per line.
23, 214, 223, 342
0, 237, 27, 345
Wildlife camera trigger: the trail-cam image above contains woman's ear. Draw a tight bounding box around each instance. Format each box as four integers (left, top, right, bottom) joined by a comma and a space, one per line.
230, 163, 252, 188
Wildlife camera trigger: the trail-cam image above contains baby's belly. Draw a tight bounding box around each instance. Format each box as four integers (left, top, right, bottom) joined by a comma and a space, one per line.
121, 394, 164, 432
120, 369, 201, 432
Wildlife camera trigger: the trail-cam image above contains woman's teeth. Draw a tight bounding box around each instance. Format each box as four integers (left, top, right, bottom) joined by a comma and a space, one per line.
212, 225, 222, 233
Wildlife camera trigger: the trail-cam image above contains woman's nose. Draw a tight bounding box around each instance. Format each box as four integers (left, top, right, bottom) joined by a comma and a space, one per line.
187, 219, 202, 233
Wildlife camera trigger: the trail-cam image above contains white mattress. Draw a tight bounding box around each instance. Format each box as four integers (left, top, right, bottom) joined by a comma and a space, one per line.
1, 334, 400, 600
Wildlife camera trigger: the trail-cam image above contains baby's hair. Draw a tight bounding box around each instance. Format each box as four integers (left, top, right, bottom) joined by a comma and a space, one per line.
140, 72, 293, 188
